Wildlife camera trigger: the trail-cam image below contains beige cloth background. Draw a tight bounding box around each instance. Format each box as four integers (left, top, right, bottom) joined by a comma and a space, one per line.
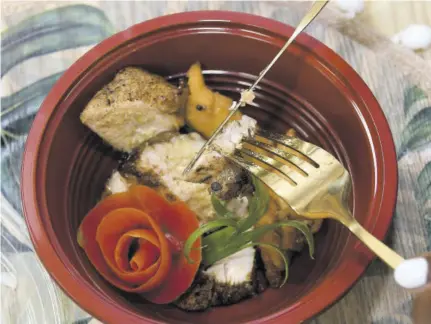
1, 1, 430, 324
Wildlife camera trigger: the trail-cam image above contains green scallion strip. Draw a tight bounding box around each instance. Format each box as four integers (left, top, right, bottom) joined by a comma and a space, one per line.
185, 171, 315, 272
202, 226, 236, 248
202, 240, 248, 266
211, 194, 234, 218
240, 221, 315, 258
183, 218, 239, 263
237, 176, 270, 233
202, 220, 314, 266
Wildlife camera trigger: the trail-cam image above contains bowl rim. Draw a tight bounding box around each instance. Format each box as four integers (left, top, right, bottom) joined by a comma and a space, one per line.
21, 10, 398, 324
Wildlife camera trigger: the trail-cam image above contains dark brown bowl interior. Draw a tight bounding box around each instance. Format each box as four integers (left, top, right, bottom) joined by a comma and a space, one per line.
22, 11, 397, 324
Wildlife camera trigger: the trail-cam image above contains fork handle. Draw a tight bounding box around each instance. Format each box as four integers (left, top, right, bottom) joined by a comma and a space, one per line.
345, 219, 404, 269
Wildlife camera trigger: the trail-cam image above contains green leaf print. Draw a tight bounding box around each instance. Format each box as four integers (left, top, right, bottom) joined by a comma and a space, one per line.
404, 85, 428, 114
416, 162, 431, 205
426, 210, 431, 250
1, 4, 115, 75
397, 107, 431, 159
1, 71, 63, 117
417, 162, 431, 249
1, 4, 115, 215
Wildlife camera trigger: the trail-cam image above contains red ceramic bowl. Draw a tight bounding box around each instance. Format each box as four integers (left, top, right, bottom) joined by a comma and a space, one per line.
21, 11, 397, 324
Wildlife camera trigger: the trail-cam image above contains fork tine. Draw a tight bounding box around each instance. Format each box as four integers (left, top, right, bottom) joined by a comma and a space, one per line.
256, 129, 320, 167
212, 146, 294, 194
243, 138, 316, 175
229, 151, 279, 183
238, 147, 298, 185
231, 151, 296, 194
257, 129, 348, 175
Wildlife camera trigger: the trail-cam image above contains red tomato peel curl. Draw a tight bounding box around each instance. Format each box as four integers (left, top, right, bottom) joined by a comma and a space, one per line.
77, 185, 201, 304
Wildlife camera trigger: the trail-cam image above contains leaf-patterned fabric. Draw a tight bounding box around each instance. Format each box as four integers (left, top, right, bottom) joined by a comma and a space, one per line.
1, 2, 430, 324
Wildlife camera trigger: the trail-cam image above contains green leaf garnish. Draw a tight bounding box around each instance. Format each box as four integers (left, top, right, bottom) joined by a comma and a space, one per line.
237, 176, 270, 233
203, 220, 314, 265
183, 218, 238, 263
202, 237, 247, 266
202, 226, 236, 248
185, 173, 315, 286
241, 221, 315, 259
211, 194, 234, 218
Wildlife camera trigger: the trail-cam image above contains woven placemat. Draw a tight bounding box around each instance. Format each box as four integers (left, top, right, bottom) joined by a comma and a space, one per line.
1, 1, 430, 324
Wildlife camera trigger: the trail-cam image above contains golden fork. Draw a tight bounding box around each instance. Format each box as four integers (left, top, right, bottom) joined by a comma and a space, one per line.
221, 129, 404, 269
183, 0, 329, 175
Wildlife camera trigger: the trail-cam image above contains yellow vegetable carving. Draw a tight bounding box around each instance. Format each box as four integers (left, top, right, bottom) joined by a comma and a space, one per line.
185, 62, 242, 138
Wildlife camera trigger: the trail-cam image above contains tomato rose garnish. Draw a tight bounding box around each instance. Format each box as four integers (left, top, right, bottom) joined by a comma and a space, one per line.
77, 185, 201, 304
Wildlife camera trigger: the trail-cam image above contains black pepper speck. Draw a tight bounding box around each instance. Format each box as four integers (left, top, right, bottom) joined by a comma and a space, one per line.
211, 182, 222, 192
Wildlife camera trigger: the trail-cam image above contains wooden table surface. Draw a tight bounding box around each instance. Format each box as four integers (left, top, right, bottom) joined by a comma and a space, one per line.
360, 0, 431, 38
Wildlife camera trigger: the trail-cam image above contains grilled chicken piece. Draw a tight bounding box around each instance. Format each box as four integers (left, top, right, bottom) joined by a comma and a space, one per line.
175, 247, 265, 311
105, 151, 214, 224
206, 247, 255, 285
80, 67, 187, 152
209, 165, 254, 201
105, 131, 254, 225
207, 247, 256, 306
136, 125, 257, 224
174, 271, 215, 311
136, 133, 217, 224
